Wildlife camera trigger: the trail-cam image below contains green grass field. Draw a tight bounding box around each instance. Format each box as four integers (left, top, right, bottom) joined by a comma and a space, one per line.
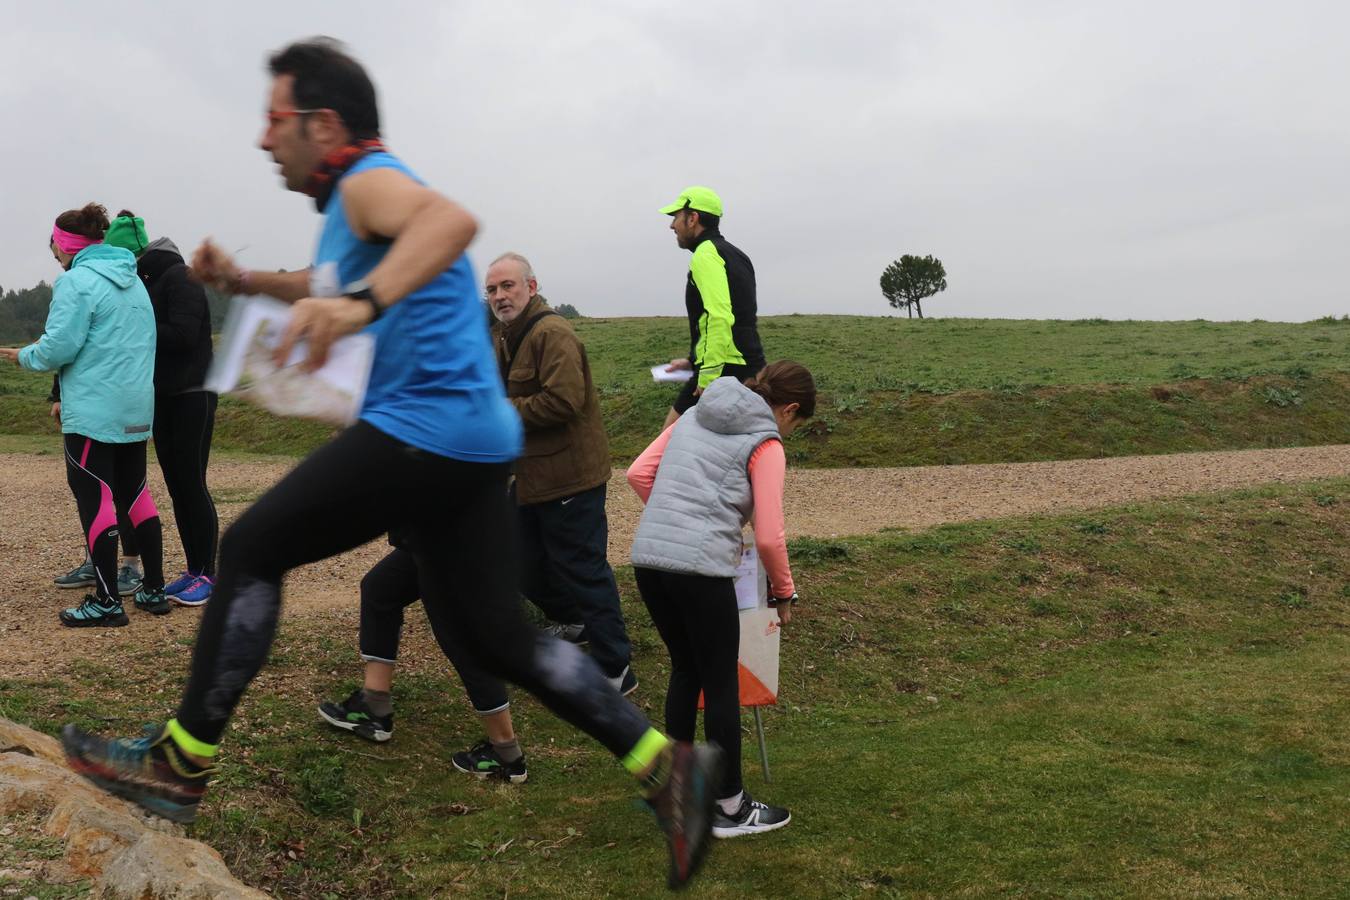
2, 316, 1346, 465
4, 479, 1347, 898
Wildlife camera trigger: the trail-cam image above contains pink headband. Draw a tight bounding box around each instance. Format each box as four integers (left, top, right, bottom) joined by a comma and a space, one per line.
52, 224, 101, 256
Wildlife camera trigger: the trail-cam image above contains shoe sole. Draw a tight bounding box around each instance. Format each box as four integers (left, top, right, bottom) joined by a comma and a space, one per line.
451, 758, 528, 784
66, 761, 198, 823
317, 707, 392, 742
712, 812, 792, 838
60, 613, 129, 628
170, 596, 210, 608
135, 603, 173, 616
117, 585, 144, 597
54, 579, 96, 589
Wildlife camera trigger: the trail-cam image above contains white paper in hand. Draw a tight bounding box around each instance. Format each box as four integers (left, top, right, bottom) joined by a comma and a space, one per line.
733, 545, 764, 611
651, 364, 694, 383
205, 296, 375, 425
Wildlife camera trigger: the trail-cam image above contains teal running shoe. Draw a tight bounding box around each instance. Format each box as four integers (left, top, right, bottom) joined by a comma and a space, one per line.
54, 559, 96, 589
116, 564, 143, 597
59, 594, 129, 628
133, 587, 172, 616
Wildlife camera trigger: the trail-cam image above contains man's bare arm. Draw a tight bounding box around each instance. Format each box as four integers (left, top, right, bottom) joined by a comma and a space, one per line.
340, 168, 477, 305
190, 239, 311, 303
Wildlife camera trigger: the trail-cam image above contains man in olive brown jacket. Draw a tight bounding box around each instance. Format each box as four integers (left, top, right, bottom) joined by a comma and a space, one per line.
486, 253, 636, 694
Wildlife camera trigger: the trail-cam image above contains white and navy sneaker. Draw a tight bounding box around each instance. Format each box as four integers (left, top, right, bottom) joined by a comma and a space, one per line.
712, 793, 791, 838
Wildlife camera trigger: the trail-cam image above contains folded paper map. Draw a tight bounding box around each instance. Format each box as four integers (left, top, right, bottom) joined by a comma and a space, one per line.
205, 296, 374, 425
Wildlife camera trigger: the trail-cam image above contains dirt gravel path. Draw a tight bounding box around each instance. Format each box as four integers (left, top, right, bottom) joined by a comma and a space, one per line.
2, 444, 1348, 679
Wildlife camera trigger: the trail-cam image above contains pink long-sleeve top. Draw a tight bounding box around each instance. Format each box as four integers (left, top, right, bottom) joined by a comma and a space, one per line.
627, 424, 795, 598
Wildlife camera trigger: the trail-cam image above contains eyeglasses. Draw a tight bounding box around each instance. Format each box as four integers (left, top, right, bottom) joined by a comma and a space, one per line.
265, 108, 324, 126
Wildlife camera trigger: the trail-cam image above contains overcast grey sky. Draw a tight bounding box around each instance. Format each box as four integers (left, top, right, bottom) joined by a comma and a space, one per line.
2, 1, 1346, 321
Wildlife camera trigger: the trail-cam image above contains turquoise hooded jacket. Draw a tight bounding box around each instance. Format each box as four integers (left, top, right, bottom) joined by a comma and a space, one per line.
19, 244, 156, 443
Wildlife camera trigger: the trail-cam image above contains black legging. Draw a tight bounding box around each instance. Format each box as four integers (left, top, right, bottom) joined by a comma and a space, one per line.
174, 422, 649, 757
635, 567, 743, 799
358, 547, 510, 713
63, 435, 164, 601
153, 390, 219, 577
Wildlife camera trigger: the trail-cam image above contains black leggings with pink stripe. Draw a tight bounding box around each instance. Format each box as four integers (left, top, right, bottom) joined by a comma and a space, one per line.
63, 434, 164, 601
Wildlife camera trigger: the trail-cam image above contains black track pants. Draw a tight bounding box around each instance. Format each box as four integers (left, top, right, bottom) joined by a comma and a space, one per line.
153, 391, 219, 576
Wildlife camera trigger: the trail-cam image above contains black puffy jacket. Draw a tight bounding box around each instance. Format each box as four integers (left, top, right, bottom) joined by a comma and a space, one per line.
138, 238, 213, 395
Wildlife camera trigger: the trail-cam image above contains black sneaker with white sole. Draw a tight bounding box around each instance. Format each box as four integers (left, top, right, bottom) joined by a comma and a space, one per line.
607, 665, 639, 697
712, 793, 791, 838
451, 740, 528, 783
318, 690, 393, 742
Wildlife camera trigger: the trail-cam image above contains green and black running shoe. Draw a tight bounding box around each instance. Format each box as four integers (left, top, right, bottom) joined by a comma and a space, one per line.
133, 587, 172, 616
318, 690, 393, 742
452, 740, 528, 783
59, 594, 129, 628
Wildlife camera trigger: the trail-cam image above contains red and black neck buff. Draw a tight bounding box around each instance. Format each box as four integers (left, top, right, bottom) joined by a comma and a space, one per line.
303, 138, 387, 212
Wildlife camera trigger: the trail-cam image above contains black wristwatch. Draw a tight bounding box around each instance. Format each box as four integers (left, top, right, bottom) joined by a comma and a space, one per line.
343, 279, 383, 322
768, 592, 798, 607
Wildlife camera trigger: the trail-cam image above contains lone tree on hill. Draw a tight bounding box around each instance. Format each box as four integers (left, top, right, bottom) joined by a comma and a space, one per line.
555, 302, 581, 319
880, 254, 947, 318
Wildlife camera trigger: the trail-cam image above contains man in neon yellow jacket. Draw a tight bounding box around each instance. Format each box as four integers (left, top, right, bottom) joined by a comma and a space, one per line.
660, 186, 767, 428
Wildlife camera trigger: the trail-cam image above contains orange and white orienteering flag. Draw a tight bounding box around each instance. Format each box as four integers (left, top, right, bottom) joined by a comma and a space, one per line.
699, 542, 781, 708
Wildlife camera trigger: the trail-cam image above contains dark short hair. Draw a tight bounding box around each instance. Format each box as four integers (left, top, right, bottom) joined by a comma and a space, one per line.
681, 207, 719, 230
268, 37, 380, 139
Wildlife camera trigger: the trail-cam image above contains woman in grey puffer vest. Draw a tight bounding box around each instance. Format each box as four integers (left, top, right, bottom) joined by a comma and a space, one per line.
627, 361, 816, 839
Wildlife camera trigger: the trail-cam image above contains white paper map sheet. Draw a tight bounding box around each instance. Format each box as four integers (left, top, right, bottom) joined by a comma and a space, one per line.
205, 296, 374, 425
651, 364, 694, 383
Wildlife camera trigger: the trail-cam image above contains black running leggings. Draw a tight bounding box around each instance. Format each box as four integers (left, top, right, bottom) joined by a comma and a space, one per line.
635, 567, 743, 799
63, 435, 164, 601
174, 422, 650, 756
153, 391, 219, 576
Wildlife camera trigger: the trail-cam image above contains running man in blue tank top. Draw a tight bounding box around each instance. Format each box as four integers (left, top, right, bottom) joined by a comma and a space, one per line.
62, 38, 722, 891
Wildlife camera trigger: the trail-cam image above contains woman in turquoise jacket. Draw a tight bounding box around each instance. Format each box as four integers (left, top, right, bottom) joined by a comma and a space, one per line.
0, 203, 169, 625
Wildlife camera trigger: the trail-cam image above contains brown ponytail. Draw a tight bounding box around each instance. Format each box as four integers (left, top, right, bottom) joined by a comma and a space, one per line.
54, 203, 110, 239
744, 360, 816, 419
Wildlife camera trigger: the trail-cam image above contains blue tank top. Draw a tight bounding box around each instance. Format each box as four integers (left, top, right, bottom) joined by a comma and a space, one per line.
313, 152, 521, 462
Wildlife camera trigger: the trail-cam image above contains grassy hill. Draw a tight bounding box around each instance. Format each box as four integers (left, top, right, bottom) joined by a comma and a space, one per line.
1, 316, 1346, 465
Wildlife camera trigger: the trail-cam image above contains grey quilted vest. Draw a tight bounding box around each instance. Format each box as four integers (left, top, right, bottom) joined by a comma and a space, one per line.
631, 377, 781, 577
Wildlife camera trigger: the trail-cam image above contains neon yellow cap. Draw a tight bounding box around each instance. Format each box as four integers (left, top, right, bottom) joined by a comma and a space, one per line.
659, 186, 723, 217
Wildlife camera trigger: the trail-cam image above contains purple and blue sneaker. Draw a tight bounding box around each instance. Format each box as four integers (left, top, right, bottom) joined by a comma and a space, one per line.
170, 575, 214, 607
163, 571, 196, 597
